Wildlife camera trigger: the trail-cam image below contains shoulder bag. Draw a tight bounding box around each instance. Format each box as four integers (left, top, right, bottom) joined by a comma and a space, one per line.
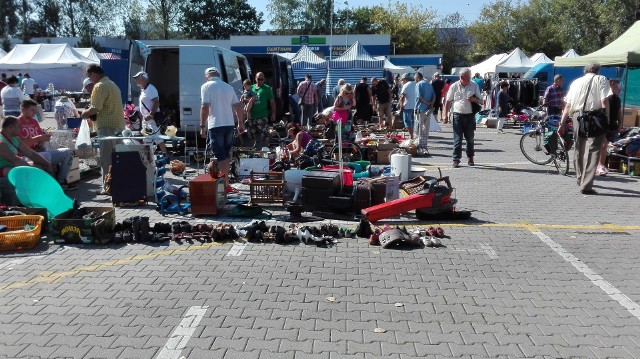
298, 82, 311, 106
576, 76, 608, 138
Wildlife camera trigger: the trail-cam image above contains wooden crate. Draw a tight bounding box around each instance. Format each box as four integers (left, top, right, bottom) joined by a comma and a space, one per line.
249, 171, 285, 205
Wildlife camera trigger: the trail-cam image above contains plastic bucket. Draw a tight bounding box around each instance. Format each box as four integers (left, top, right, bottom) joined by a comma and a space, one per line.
322, 165, 354, 186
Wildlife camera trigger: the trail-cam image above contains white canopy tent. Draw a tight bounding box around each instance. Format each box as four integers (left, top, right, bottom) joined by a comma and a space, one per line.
74, 47, 103, 63
530, 53, 553, 64
561, 49, 579, 58
469, 53, 506, 77
373, 56, 412, 74
0, 44, 98, 91
495, 48, 535, 73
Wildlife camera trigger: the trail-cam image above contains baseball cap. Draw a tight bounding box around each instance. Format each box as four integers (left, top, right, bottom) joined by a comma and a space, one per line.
401, 73, 411, 80
205, 67, 220, 75
132, 71, 148, 79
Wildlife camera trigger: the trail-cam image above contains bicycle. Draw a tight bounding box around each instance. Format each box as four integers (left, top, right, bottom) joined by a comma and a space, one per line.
520, 115, 574, 175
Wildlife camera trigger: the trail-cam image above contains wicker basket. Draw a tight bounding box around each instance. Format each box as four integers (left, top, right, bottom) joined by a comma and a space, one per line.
0, 215, 45, 251
400, 176, 427, 195
249, 171, 285, 205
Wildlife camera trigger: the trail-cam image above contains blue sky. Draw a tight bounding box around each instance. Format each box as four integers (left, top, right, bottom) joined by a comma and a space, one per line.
253, 0, 489, 31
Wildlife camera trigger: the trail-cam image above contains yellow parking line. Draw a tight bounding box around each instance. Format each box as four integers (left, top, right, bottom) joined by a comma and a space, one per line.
0, 242, 225, 292
1, 221, 638, 293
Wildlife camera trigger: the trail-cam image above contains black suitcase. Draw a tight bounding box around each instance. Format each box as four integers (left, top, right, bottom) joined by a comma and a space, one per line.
302, 171, 340, 194
302, 187, 333, 211
111, 151, 147, 203
352, 179, 371, 213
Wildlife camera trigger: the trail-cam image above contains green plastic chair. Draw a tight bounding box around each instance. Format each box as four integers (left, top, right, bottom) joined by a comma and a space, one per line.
8, 166, 74, 218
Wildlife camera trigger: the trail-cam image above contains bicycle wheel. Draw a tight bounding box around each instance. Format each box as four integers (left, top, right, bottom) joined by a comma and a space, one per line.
329, 140, 363, 163
520, 131, 554, 165
553, 139, 570, 176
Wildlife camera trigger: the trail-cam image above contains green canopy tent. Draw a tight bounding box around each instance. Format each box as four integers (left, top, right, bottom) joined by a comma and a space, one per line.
555, 21, 640, 110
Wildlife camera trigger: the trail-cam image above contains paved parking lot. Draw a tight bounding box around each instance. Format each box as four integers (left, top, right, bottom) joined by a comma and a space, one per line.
1, 122, 639, 358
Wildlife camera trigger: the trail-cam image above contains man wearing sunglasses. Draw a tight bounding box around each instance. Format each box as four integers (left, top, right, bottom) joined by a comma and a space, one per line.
249, 72, 276, 147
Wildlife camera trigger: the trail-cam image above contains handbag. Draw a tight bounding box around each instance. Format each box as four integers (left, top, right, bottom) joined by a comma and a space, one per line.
576, 77, 608, 138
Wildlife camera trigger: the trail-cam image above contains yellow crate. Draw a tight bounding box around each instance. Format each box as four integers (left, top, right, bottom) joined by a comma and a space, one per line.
0, 215, 44, 251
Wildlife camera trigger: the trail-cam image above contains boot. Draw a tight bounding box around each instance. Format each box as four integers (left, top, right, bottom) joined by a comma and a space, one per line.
140, 217, 151, 242
356, 219, 373, 238
131, 216, 141, 242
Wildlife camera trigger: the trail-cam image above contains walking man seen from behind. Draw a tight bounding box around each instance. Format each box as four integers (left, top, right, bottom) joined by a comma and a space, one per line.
200, 67, 244, 192
558, 62, 609, 195
444, 68, 481, 168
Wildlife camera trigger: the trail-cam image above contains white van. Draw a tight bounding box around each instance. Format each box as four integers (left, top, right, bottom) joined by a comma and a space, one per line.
129, 42, 252, 133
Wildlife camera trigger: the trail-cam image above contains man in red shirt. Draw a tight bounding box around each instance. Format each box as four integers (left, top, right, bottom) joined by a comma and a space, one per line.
18, 99, 76, 190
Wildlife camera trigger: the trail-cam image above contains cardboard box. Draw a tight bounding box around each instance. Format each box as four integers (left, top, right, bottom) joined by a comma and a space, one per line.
52, 207, 115, 244
482, 117, 499, 128
622, 109, 637, 128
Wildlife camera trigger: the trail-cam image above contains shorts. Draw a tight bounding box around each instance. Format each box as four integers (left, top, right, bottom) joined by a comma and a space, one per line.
402, 109, 414, 129
208, 126, 235, 161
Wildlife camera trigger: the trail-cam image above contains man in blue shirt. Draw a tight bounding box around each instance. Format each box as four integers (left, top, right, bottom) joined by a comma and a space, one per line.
414, 72, 435, 156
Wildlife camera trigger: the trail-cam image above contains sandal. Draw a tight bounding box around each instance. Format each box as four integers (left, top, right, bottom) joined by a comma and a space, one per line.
426, 227, 437, 237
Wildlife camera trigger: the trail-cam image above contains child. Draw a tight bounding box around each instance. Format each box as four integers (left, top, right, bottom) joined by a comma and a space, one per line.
240, 79, 255, 121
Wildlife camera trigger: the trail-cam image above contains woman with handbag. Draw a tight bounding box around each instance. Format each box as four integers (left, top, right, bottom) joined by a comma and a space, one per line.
133, 71, 169, 156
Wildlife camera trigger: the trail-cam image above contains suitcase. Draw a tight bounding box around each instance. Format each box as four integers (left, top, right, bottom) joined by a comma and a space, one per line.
352, 179, 371, 213
302, 187, 333, 211
370, 180, 386, 205
302, 171, 340, 194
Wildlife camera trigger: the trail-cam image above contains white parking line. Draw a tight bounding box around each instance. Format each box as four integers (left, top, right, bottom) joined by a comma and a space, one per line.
155, 306, 209, 359
532, 230, 640, 321
226, 242, 247, 256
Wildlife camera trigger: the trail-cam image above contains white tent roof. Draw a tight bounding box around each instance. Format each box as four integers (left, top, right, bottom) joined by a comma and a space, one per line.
277, 52, 297, 60
373, 56, 412, 74
329, 41, 384, 69
530, 52, 553, 64
561, 49, 579, 58
73, 47, 103, 63
0, 43, 96, 69
0, 49, 6, 58
470, 53, 506, 77
495, 47, 535, 73
292, 45, 326, 67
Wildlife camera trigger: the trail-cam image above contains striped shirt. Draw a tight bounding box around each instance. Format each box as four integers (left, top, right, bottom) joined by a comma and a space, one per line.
89, 77, 125, 131
297, 80, 316, 105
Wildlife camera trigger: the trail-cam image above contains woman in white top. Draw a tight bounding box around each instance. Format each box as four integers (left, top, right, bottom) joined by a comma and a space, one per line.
0, 76, 25, 117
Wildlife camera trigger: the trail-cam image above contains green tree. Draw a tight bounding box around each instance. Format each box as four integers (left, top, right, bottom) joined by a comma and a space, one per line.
436, 12, 470, 73
180, 0, 263, 40
31, 0, 61, 38
0, 0, 20, 37
467, 0, 520, 57
334, 6, 381, 35
146, 0, 181, 40
267, 0, 302, 35
75, 16, 100, 49
372, 1, 437, 55
123, 0, 145, 39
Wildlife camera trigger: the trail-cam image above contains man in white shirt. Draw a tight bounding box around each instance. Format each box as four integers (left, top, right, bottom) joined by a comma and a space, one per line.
200, 67, 244, 190
1, 76, 25, 117
132, 71, 168, 155
559, 62, 609, 195
444, 68, 481, 168
21, 73, 36, 99
398, 73, 416, 139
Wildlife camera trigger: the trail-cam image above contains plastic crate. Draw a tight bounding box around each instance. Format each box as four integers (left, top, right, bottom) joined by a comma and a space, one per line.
0, 215, 45, 251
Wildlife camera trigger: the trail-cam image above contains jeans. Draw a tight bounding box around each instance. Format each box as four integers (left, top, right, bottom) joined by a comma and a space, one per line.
38, 148, 73, 184
452, 112, 476, 161
301, 103, 315, 128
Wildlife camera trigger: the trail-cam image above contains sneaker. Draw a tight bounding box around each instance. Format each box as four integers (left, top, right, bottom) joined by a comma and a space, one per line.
468, 158, 475, 166
452, 160, 460, 168
61, 181, 78, 191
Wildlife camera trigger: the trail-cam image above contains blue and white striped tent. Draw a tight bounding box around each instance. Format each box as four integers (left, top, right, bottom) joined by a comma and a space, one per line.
291, 45, 327, 83
327, 41, 384, 95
